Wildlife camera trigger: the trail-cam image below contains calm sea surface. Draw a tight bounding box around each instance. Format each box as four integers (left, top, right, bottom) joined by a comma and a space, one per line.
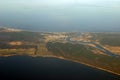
0, 56, 120, 80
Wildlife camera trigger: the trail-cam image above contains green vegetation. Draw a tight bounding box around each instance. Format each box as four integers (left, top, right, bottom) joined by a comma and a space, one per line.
0, 31, 41, 55
0, 31, 120, 74
46, 42, 120, 74
0, 42, 36, 49
0, 48, 35, 56
46, 42, 92, 57
94, 33, 120, 46
0, 31, 43, 49
0, 31, 42, 42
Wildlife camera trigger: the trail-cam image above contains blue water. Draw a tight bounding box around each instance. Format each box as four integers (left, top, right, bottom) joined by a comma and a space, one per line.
0, 56, 120, 80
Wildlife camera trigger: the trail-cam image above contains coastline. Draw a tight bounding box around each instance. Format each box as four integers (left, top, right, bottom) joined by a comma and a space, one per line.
38, 55, 120, 76
1, 55, 120, 76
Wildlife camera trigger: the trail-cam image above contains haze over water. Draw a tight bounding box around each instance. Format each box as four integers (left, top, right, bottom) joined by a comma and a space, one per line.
0, 0, 120, 32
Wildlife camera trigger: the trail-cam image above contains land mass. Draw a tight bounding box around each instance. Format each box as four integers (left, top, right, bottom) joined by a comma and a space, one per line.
0, 27, 120, 76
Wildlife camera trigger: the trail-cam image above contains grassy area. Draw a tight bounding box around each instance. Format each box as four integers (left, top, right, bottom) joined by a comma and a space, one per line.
46, 42, 120, 74
0, 31, 43, 49
0, 31, 40, 56
0, 48, 35, 56
93, 33, 120, 46
0, 31, 43, 42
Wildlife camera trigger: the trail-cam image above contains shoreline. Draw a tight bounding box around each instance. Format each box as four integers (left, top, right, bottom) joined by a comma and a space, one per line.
38, 55, 120, 76
1, 55, 120, 76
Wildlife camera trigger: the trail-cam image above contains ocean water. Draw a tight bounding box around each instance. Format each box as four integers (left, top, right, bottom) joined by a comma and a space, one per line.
0, 56, 120, 80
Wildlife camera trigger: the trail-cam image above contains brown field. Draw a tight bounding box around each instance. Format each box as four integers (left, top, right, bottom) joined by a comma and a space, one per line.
104, 45, 120, 55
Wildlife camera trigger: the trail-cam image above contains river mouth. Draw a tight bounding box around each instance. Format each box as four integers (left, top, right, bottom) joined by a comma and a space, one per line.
0, 55, 120, 80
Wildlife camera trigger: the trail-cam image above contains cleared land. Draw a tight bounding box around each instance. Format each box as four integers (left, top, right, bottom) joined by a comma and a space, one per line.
91, 32, 120, 55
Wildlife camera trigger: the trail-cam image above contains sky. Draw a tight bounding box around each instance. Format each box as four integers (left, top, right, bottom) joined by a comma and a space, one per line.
0, 0, 120, 32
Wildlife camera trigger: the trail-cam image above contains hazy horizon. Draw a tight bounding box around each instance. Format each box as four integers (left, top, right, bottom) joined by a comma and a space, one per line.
0, 0, 120, 32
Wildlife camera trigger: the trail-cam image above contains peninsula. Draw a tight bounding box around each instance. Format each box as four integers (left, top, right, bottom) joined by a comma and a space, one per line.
0, 27, 120, 76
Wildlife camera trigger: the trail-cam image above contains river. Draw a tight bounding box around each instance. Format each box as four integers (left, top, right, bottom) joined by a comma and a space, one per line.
66, 32, 120, 57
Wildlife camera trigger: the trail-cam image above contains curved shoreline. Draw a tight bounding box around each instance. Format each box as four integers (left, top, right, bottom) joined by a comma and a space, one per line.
2, 55, 120, 76
38, 55, 120, 76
